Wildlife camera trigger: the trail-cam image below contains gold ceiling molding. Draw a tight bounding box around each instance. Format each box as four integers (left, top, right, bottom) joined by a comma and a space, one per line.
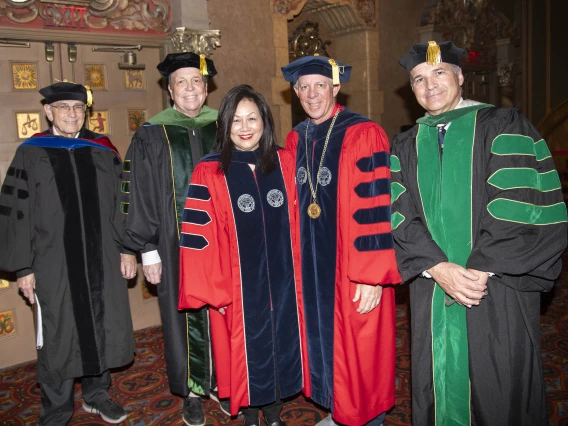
420, 0, 514, 58
274, 0, 374, 33
0, 0, 171, 33
170, 27, 221, 56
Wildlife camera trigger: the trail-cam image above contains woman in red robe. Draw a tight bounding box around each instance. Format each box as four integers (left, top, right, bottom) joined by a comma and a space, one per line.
178, 85, 309, 426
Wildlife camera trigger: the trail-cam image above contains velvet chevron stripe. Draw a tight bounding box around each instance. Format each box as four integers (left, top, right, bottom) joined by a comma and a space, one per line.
487, 199, 568, 225
390, 155, 401, 172
391, 183, 406, 203
491, 135, 553, 161
187, 184, 211, 201
487, 168, 561, 192
182, 208, 212, 226
391, 212, 405, 230
353, 205, 391, 225
354, 178, 390, 198
356, 151, 390, 172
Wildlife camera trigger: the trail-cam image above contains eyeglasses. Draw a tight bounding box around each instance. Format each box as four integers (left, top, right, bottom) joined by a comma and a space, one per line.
50, 104, 87, 113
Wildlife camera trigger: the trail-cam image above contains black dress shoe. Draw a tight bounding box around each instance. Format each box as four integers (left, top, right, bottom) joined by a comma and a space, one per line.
243, 418, 260, 426
183, 396, 205, 426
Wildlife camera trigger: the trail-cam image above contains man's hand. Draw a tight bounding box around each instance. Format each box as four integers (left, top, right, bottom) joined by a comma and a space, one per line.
120, 254, 137, 279
427, 262, 486, 308
353, 283, 383, 314
17, 273, 36, 304
143, 262, 162, 284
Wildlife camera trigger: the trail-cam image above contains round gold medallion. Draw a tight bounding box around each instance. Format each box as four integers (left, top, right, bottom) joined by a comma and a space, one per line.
307, 203, 321, 219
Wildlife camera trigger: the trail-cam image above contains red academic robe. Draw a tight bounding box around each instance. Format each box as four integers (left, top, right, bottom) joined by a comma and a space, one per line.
286, 106, 401, 425
178, 149, 310, 415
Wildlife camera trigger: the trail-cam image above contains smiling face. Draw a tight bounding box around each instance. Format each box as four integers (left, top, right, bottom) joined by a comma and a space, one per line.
168, 67, 207, 118
44, 101, 86, 138
294, 74, 340, 125
410, 62, 464, 116
230, 98, 263, 151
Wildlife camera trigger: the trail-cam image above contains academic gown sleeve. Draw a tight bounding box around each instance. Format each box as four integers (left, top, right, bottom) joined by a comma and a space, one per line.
390, 132, 448, 282
0, 148, 34, 277
466, 109, 567, 291
121, 127, 161, 254
343, 123, 402, 285
178, 163, 232, 310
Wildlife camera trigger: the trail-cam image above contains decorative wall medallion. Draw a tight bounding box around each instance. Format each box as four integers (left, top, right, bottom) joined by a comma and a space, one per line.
128, 109, 147, 133
84, 64, 106, 90
12, 62, 38, 90
0, 280, 10, 291
88, 110, 110, 134
16, 112, 41, 139
125, 70, 145, 89
0, 310, 16, 339
289, 21, 331, 61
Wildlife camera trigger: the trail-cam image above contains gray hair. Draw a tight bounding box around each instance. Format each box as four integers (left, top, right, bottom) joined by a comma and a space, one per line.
409, 64, 462, 88
168, 73, 208, 87
293, 76, 334, 89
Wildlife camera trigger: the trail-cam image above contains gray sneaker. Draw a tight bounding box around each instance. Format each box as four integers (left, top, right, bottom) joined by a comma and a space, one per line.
183, 396, 205, 426
82, 399, 127, 424
209, 388, 231, 416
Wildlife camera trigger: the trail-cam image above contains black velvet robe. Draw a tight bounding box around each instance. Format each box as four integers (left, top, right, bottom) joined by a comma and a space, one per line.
121, 114, 217, 397
0, 128, 134, 384
391, 107, 567, 426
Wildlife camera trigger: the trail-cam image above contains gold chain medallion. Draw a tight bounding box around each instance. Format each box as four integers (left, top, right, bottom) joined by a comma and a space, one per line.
304, 108, 340, 219
307, 202, 321, 219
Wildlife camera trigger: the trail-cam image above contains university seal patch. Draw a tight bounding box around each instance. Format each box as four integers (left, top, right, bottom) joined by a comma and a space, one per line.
297, 167, 307, 184
267, 189, 284, 208
237, 194, 255, 213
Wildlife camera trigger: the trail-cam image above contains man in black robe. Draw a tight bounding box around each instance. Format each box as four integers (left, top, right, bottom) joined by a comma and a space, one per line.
120, 52, 220, 425
0, 82, 135, 425
391, 40, 567, 425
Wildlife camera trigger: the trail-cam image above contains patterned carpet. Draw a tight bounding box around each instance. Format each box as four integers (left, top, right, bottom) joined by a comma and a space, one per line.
1, 261, 567, 425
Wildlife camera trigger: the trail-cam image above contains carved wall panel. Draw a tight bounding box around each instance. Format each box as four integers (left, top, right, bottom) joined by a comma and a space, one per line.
0, 0, 171, 33
274, 0, 376, 32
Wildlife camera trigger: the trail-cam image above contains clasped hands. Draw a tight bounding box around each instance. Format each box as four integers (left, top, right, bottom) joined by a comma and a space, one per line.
426, 262, 489, 308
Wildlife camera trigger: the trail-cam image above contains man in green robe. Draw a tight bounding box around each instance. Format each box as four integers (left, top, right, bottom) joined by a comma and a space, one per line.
120, 52, 222, 425
391, 41, 567, 426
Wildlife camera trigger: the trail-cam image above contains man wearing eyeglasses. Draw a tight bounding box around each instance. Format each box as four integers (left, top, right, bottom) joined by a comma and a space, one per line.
0, 81, 135, 425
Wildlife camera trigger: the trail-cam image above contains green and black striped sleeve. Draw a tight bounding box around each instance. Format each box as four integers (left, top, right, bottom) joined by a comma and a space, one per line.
467, 108, 567, 289
390, 129, 447, 282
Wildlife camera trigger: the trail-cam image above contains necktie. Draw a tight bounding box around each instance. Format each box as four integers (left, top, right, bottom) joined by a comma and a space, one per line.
438, 126, 446, 149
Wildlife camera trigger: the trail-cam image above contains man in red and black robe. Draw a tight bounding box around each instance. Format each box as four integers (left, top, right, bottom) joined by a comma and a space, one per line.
281, 56, 402, 426
0, 82, 134, 425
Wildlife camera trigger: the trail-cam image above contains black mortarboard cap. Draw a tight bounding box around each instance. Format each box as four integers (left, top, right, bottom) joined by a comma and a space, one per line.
399, 41, 467, 73
157, 52, 217, 78
39, 81, 90, 105
281, 55, 351, 85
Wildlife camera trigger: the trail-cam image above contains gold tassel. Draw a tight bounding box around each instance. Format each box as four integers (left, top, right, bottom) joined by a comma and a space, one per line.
328, 59, 340, 85
199, 54, 208, 76
84, 85, 93, 107
426, 41, 441, 66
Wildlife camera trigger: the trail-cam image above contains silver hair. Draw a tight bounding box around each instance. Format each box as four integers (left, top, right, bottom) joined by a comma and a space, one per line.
293, 76, 334, 89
